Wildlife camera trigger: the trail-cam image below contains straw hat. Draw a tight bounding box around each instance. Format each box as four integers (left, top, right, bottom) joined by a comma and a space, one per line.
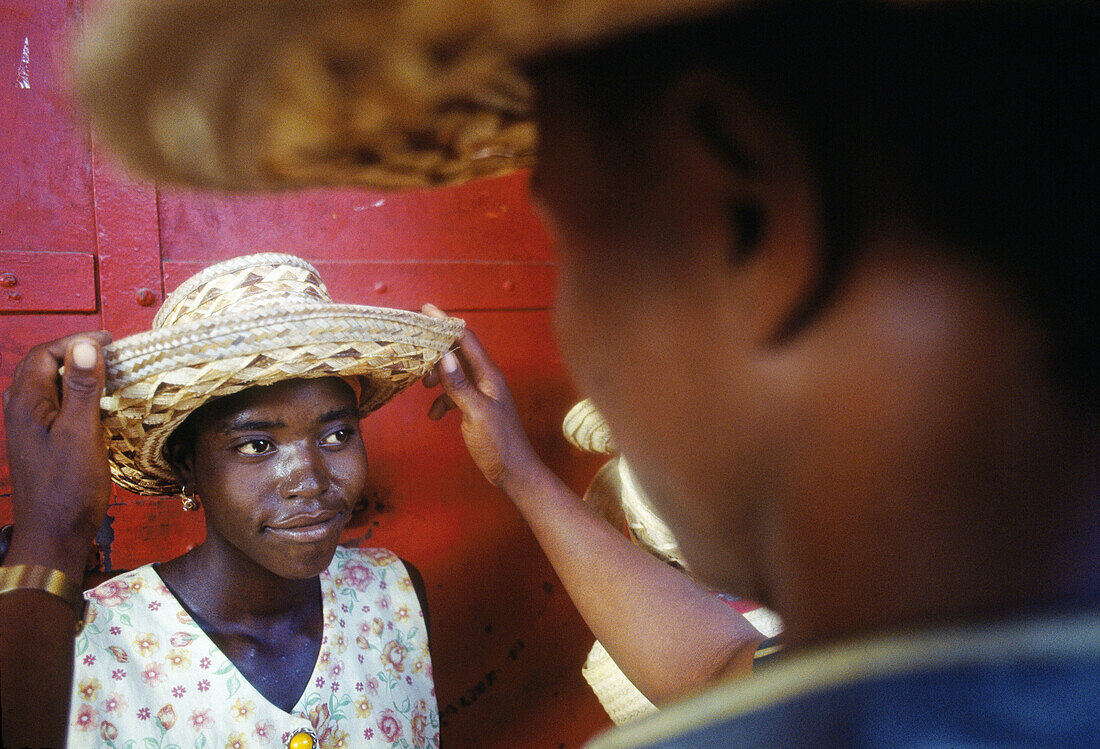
75, 0, 734, 191
99, 253, 464, 496
582, 640, 659, 725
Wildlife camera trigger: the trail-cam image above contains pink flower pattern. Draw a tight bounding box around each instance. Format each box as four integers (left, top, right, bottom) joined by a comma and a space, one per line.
67, 548, 436, 747
377, 709, 403, 742
85, 579, 131, 607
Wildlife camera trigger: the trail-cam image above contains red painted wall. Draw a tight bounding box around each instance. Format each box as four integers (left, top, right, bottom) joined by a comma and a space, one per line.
0, 0, 611, 744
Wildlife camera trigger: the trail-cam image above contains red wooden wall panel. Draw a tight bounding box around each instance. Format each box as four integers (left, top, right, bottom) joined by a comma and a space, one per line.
92, 142, 163, 336
157, 178, 553, 264
0, 249, 96, 311
1, 1, 612, 745
0, 0, 95, 256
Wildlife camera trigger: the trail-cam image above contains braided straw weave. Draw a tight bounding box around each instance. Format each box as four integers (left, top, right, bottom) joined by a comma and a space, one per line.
563, 400, 683, 565
75, 0, 733, 191
582, 640, 659, 725
100, 253, 464, 496
562, 398, 617, 455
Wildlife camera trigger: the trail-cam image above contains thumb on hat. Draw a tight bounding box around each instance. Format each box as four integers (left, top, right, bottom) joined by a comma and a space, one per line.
59, 337, 105, 428
435, 351, 488, 416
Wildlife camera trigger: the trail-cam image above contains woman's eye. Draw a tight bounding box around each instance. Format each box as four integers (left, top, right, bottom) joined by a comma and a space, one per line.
236, 439, 273, 455
322, 429, 352, 446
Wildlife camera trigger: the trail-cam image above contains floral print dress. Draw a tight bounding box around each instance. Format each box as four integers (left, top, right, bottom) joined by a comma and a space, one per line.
68, 547, 439, 749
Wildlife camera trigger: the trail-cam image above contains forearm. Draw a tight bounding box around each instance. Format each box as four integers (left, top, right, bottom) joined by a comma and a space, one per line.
420, 318, 762, 701
501, 460, 763, 704
0, 534, 89, 747
0, 589, 78, 747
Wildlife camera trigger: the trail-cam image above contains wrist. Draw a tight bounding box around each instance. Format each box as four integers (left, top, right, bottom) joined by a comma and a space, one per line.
497, 450, 557, 500
3, 527, 95, 581
0, 563, 84, 615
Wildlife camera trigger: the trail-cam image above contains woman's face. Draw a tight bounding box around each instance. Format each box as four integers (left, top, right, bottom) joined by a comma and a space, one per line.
178, 377, 368, 579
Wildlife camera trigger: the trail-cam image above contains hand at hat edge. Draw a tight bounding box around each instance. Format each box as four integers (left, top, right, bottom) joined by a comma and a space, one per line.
2, 331, 113, 576
420, 305, 543, 494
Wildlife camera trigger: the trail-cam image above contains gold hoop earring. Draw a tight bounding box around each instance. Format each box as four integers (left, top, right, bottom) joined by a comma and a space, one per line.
180, 486, 200, 512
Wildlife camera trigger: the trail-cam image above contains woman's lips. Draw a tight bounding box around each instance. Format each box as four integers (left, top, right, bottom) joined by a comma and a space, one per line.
265, 510, 343, 542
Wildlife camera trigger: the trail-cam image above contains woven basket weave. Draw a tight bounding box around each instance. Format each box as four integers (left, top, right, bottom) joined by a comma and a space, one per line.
582, 640, 659, 725
100, 253, 464, 496
562, 398, 617, 455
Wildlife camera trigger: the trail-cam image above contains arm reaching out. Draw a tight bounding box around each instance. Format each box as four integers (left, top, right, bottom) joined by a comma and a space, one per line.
421, 305, 762, 705
1, 332, 113, 747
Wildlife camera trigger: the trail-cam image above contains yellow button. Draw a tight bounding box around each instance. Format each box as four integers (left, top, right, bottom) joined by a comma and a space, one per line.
288, 730, 315, 749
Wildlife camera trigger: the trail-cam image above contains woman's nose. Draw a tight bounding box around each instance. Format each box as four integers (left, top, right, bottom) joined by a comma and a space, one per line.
279, 443, 331, 499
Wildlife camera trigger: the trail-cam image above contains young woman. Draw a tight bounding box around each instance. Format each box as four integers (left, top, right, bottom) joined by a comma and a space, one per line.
3, 253, 462, 748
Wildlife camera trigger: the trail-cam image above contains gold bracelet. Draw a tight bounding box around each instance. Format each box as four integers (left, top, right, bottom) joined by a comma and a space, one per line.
0, 563, 84, 615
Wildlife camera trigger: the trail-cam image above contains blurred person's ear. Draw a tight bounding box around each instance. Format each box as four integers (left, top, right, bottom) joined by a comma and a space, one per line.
657, 70, 822, 351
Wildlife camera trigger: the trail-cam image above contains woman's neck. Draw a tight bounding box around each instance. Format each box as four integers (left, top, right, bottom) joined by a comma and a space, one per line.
154, 535, 327, 712
157, 532, 321, 628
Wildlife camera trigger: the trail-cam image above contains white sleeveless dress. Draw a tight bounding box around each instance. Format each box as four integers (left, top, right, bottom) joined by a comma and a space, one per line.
67, 547, 438, 748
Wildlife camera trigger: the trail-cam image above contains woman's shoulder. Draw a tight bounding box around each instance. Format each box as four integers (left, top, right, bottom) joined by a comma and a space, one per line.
327, 546, 420, 601
79, 564, 189, 638
82, 563, 162, 607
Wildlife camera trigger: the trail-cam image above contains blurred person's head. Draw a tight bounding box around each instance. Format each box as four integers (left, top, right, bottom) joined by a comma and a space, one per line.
525, 1, 1098, 644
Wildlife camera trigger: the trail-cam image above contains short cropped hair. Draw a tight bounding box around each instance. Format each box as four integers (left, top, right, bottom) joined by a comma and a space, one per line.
529, 1, 1097, 408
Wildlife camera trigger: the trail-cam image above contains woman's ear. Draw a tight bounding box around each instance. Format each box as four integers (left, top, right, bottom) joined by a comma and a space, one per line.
166, 435, 197, 493
656, 70, 822, 349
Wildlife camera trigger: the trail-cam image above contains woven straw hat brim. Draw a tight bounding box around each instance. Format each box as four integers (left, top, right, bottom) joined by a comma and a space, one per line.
76, 0, 734, 191
101, 304, 463, 496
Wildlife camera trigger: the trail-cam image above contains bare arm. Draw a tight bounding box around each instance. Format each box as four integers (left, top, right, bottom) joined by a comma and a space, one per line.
421, 307, 761, 704
0, 333, 112, 747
